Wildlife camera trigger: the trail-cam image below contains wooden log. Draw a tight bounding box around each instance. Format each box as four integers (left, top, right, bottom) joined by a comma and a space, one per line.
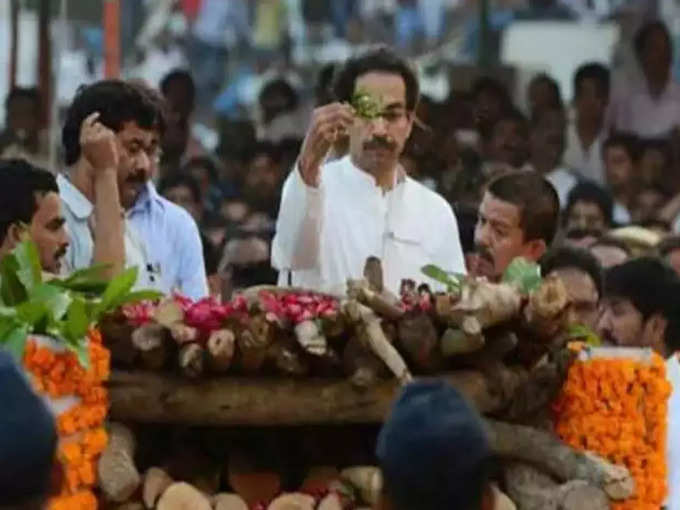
363, 256, 384, 292
98, 422, 141, 503
343, 336, 388, 389
340, 467, 382, 506
228, 453, 282, 507
100, 313, 138, 366
294, 320, 327, 356
132, 324, 170, 370
317, 494, 343, 510
156, 482, 212, 510
486, 421, 634, 500
207, 329, 236, 373
142, 467, 173, 509
267, 494, 315, 510
108, 370, 508, 426
268, 337, 311, 377
178, 343, 205, 378
397, 313, 443, 372
213, 494, 249, 510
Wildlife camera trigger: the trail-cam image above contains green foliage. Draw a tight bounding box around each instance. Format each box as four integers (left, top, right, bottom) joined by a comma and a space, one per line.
567, 324, 602, 347
502, 257, 542, 294
351, 89, 383, 119
0, 241, 162, 366
421, 264, 463, 293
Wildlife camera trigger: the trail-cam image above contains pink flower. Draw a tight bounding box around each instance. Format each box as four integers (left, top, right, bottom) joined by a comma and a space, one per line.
121, 301, 155, 327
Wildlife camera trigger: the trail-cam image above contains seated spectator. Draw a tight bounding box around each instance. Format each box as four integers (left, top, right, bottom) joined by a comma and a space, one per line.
658, 236, 680, 276
258, 79, 307, 142
202, 212, 228, 250
611, 21, 680, 138
376, 380, 495, 510
524, 107, 578, 207
0, 352, 57, 510
564, 181, 613, 234
60, 80, 207, 298
589, 236, 631, 268
527, 73, 563, 122
540, 246, 603, 329
603, 133, 638, 224
564, 63, 610, 184
242, 141, 284, 218
182, 156, 223, 214
480, 108, 529, 176
473, 172, 560, 280
0, 87, 49, 168
471, 76, 512, 139
158, 173, 203, 225
220, 196, 252, 226
630, 184, 670, 225
0, 159, 69, 274
638, 138, 671, 187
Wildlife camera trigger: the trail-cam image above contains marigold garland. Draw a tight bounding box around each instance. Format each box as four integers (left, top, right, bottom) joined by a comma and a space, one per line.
23, 329, 110, 510
553, 353, 671, 509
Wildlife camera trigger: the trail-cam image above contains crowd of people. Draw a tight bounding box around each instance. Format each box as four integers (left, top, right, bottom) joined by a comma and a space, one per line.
5, 11, 680, 510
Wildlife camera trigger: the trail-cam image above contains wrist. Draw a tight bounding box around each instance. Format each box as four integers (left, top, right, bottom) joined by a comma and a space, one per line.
298, 156, 320, 187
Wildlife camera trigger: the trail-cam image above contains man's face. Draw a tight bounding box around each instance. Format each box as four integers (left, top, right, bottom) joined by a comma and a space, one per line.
575, 78, 607, 123
566, 200, 607, 232
641, 28, 671, 83
474, 90, 505, 128
473, 191, 545, 279
349, 72, 414, 175
163, 185, 201, 223
530, 110, 566, 170
549, 267, 599, 329
631, 189, 666, 224
115, 121, 159, 209
6, 96, 39, 139
590, 244, 629, 269
486, 119, 528, 168
638, 147, 667, 187
604, 146, 633, 193
164, 81, 193, 119
597, 296, 666, 353
29, 192, 69, 274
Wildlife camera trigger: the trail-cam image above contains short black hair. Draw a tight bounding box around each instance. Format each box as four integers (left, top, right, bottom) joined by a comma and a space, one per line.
5, 86, 41, 111
0, 159, 57, 243
487, 172, 560, 245
604, 257, 680, 351
634, 20, 671, 60
158, 173, 201, 204
183, 156, 219, 183
62, 80, 166, 165
640, 137, 672, 165
259, 79, 299, 111
529, 73, 563, 109
333, 46, 419, 112
540, 246, 603, 297
471, 76, 510, 104
160, 68, 196, 110
481, 107, 528, 142
657, 235, 680, 257
565, 181, 614, 227
603, 133, 640, 162
573, 62, 610, 99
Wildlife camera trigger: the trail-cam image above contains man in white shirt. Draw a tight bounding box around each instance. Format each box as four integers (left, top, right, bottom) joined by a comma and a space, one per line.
564, 63, 609, 184
272, 46, 465, 295
611, 21, 680, 138
596, 258, 680, 509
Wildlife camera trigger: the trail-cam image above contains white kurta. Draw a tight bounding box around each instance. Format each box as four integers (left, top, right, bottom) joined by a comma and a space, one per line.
272, 156, 466, 295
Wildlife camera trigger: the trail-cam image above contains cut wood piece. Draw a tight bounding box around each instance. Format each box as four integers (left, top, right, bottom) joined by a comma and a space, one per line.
143, 467, 174, 509
100, 313, 138, 366
320, 312, 346, 340
489, 483, 516, 510
154, 300, 184, 328
486, 420, 634, 500
267, 493, 315, 510
343, 336, 388, 389
523, 275, 570, 340
294, 320, 327, 356
363, 256, 384, 292
98, 422, 141, 503
109, 369, 511, 425
340, 467, 382, 506
113, 503, 145, 510
238, 314, 275, 374
178, 343, 205, 378
132, 323, 170, 370
451, 281, 522, 328
347, 279, 404, 321
268, 337, 311, 377
207, 329, 236, 373
397, 313, 443, 372
170, 323, 199, 345
156, 482, 212, 510
213, 493, 248, 510
441, 318, 485, 357
317, 493, 343, 510
300, 466, 340, 494
228, 454, 282, 507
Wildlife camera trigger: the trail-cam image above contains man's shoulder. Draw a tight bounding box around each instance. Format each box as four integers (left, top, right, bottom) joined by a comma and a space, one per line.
155, 194, 200, 230
404, 177, 454, 217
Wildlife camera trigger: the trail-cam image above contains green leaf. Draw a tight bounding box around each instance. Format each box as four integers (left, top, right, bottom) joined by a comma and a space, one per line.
0, 306, 16, 318
0, 255, 26, 305
51, 264, 111, 294
30, 284, 72, 322
94, 267, 138, 317
64, 297, 90, 343
120, 290, 163, 304
567, 324, 602, 346
0, 324, 29, 362
66, 339, 90, 370
15, 301, 49, 328
421, 264, 462, 292
13, 241, 42, 294
351, 89, 383, 119
502, 257, 542, 294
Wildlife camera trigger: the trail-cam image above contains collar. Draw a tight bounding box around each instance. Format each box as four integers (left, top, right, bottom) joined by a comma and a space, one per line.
56, 173, 93, 220
344, 156, 407, 192
127, 181, 165, 215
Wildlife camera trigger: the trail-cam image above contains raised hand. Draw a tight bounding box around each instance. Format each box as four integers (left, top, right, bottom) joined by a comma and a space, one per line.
80, 112, 119, 172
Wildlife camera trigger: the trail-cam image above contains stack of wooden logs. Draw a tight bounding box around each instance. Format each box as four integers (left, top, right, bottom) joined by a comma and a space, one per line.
99, 258, 639, 509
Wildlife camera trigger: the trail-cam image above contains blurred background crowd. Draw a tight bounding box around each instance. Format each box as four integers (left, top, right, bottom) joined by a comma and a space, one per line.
4, 0, 680, 296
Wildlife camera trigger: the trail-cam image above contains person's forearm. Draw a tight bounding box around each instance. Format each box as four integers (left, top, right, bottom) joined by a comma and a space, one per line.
92, 169, 125, 278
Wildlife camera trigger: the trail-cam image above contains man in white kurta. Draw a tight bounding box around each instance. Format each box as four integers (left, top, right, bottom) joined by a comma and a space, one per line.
272, 47, 465, 295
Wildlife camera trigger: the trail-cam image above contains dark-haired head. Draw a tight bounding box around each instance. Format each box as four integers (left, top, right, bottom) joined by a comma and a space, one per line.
159, 172, 203, 223
528, 73, 563, 119
377, 380, 494, 510
573, 63, 610, 124
565, 181, 613, 233
62, 80, 165, 209
603, 133, 639, 196
4, 86, 41, 141
160, 68, 196, 118
471, 76, 511, 134
635, 21, 672, 86
482, 107, 529, 169
599, 257, 680, 355
259, 79, 299, 124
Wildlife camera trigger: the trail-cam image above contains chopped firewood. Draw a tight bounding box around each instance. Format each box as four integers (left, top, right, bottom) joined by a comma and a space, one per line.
228, 454, 282, 506
213, 493, 249, 510
267, 493, 315, 510
178, 343, 205, 378
237, 330, 268, 374
523, 276, 570, 340
505, 362, 564, 424
342, 336, 388, 389
450, 280, 522, 328
100, 313, 138, 365
489, 483, 516, 510
132, 323, 170, 370
486, 420, 633, 500
347, 279, 404, 321
465, 330, 518, 364
156, 482, 212, 510
363, 256, 384, 292
207, 329, 236, 373
343, 300, 412, 385
170, 323, 199, 345
309, 347, 343, 377
441, 316, 486, 357
113, 503, 145, 510
321, 312, 346, 340
154, 300, 184, 328
317, 493, 343, 510
397, 313, 443, 372
143, 467, 174, 509
98, 422, 141, 503
268, 337, 311, 377
294, 320, 327, 356
340, 467, 382, 506
300, 466, 340, 494
504, 463, 609, 510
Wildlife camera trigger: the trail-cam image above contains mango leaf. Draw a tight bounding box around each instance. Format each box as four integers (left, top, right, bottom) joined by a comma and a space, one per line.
13, 241, 42, 294
64, 297, 89, 344
421, 264, 462, 292
121, 290, 163, 304
502, 257, 542, 294
15, 301, 49, 330
0, 255, 26, 305
30, 284, 72, 322
51, 264, 111, 294
0, 306, 16, 318
567, 324, 601, 347
65, 338, 90, 370
0, 323, 29, 362
94, 267, 138, 317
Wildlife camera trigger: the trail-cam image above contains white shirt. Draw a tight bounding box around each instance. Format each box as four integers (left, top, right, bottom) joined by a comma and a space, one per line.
666, 354, 680, 509
612, 79, 680, 138
614, 201, 631, 226
563, 122, 606, 185
546, 167, 579, 209
272, 156, 466, 295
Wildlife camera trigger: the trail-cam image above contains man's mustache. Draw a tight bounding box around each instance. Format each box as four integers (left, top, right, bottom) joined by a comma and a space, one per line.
55, 245, 68, 261
364, 136, 396, 151
126, 170, 147, 184
474, 245, 494, 264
